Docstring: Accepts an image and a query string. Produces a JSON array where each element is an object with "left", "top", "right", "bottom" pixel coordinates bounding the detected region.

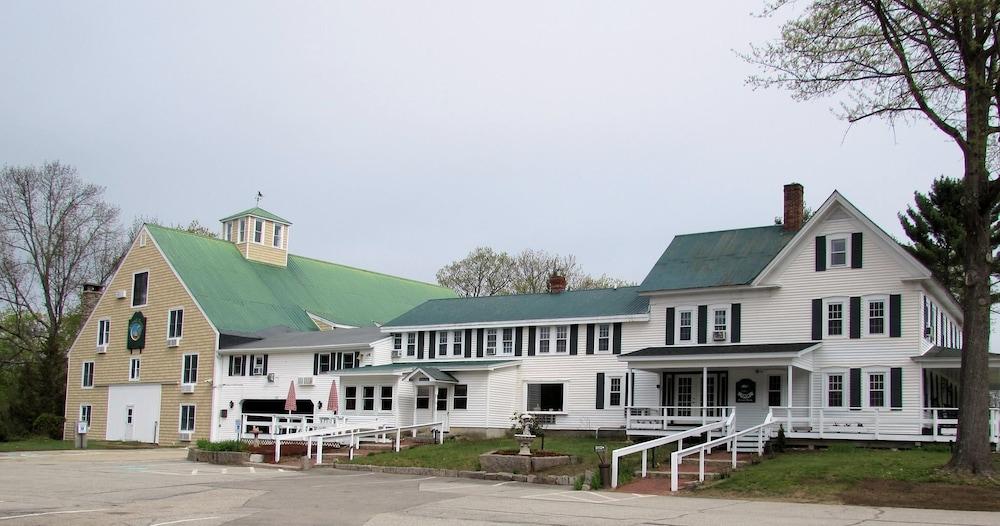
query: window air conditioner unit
[
  {"left": 266, "top": 372, "right": 276, "bottom": 383},
  {"left": 180, "top": 384, "right": 195, "bottom": 394},
  {"left": 115, "top": 290, "right": 127, "bottom": 299},
  {"left": 96, "top": 344, "right": 107, "bottom": 354},
  {"left": 391, "top": 350, "right": 402, "bottom": 358},
  {"left": 712, "top": 330, "right": 727, "bottom": 342},
  {"left": 487, "top": 349, "right": 497, "bottom": 356},
  {"left": 179, "top": 431, "right": 193, "bottom": 442},
  {"left": 924, "top": 327, "right": 932, "bottom": 337},
  {"left": 167, "top": 338, "right": 181, "bottom": 348},
  {"left": 297, "top": 376, "right": 314, "bottom": 386}
]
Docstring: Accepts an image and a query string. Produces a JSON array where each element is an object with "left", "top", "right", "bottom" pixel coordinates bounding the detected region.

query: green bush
[
  {"left": 195, "top": 439, "right": 247, "bottom": 452},
  {"left": 32, "top": 413, "right": 64, "bottom": 440}
]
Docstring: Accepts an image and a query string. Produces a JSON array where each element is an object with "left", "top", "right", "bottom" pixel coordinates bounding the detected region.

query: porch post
[
  {"left": 787, "top": 365, "right": 793, "bottom": 431},
  {"left": 702, "top": 367, "right": 708, "bottom": 425}
]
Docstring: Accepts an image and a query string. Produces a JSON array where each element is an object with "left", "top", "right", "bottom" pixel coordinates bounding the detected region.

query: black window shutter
[
  {"left": 465, "top": 329, "right": 473, "bottom": 358},
  {"left": 241, "top": 355, "right": 247, "bottom": 376},
  {"left": 811, "top": 299, "right": 823, "bottom": 340},
  {"left": 815, "top": 236, "right": 827, "bottom": 271},
  {"left": 731, "top": 303, "right": 741, "bottom": 343},
  {"left": 889, "top": 294, "right": 902, "bottom": 338},
  {"left": 849, "top": 296, "right": 862, "bottom": 339},
  {"left": 595, "top": 373, "right": 605, "bottom": 409},
  {"left": 585, "top": 324, "right": 595, "bottom": 354},
  {"left": 697, "top": 305, "right": 708, "bottom": 344},
  {"left": 665, "top": 307, "right": 675, "bottom": 345},
  {"left": 428, "top": 331, "right": 436, "bottom": 359},
  {"left": 476, "top": 328, "right": 484, "bottom": 358},
  {"left": 248, "top": 355, "right": 254, "bottom": 375},
  {"left": 417, "top": 332, "right": 425, "bottom": 360},
  {"left": 262, "top": 354, "right": 269, "bottom": 375},
  {"left": 851, "top": 232, "right": 863, "bottom": 269},
  {"left": 890, "top": 367, "right": 903, "bottom": 409},
  {"left": 527, "top": 326, "right": 536, "bottom": 356},
  {"left": 626, "top": 372, "right": 631, "bottom": 406},
  {"left": 228, "top": 356, "right": 234, "bottom": 376},
  {"left": 849, "top": 368, "right": 861, "bottom": 410},
  {"left": 313, "top": 353, "right": 319, "bottom": 375},
  {"left": 613, "top": 322, "right": 622, "bottom": 354},
  {"left": 514, "top": 327, "right": 523, "bottom": 357},
  {"left": 569, "top": 325, "right": 579, "bottom": 355}
]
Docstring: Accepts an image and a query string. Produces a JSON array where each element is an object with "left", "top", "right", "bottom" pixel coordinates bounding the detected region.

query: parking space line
[
  {"left": 356, "top": 476, "right": 436, "bottom": 485},
  {"left": 0, "top": 509, "right": 108, "bottom": 521},
  {"left": 150, "top": 516, "right": 219, "bottom": 526}
]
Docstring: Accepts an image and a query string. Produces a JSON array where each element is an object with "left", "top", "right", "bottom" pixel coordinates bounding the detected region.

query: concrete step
[{"left": 634, "top": 462, "right": 729, "bottom": 480}]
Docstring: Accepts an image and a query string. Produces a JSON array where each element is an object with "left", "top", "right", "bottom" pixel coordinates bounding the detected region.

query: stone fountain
[{"left": 514, "top": 413, "right": 536, "bottom": 456}]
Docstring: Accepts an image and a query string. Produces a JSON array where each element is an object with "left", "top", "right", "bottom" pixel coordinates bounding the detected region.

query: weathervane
[{"left": 255, "top": 191, "right": 263, "bottom": 206}]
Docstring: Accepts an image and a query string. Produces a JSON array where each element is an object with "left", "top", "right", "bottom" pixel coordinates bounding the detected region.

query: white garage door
[{"left": 107, "top": 384, "right": 162, "bottom": 443}]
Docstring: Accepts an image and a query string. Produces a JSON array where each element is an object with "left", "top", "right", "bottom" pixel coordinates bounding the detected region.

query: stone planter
[
  {"left": 187, "top": 448, "right": 250, "bottom": 465},
  {"left": 478, "top": 450, "right": 573, "bottom": 474}
]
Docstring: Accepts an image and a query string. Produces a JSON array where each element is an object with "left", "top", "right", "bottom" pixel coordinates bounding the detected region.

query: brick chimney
[
  {"left": 783, "top": 183, "right": 804, "bottom": 231},
  {"left": 548, "top": 273, "right": 567, "bottom": 294},
  {"left": 80, "top": 283, "right": 103, "bottom": 322}
]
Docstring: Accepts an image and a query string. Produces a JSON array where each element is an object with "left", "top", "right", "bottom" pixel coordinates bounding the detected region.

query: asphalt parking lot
[{"left": 1, "top": 448, "right": 998, "bottom": 525}]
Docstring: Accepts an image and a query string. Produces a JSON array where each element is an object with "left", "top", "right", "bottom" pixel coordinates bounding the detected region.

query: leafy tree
[
  {"left": 899, "top": 176, "right": 999, "bottom": 309},
  {"left": 747, "top": 0, "right": 1000, "bottom": 474},
  {"left": 437, "top": 247, "right": 633, "bottom": 297},
  {"left": 0, "top": 162, "right": 120, "bottom": 435}
]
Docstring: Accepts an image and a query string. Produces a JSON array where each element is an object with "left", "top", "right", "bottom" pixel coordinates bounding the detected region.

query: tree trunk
[{"left": 948, "top": 76, "right": 995, "bottom": 475}]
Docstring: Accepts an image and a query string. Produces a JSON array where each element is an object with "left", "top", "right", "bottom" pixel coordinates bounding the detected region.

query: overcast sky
[{"left": 1, "top": 2, "right": 994, "bottom": 348}]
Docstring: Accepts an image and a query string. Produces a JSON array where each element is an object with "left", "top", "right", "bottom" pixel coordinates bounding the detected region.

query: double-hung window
[
  {"left": 538, "top": 327, "right": 551, "bottom": 353},
  {"left": 80, "top": 405, "right": 92, "bottom": 427},
  {"left": 132, "top": 271, "right": 148, "bottom": 307},
  {"left": 230, "top": 355, "right": 245, "bottom": 376},
  {"left": 380, "top": 386, "right": 393, "bottom": 411},
  {"left": 82, "top": 361, "right": 94, "bottom": 388},
  {"left": 182, "top": 354, "right": 198, "bottom": 384},
  {"left": 501, "top": 328, "right": 514, "bottom": 355},
  {"left": 406, "top": 333, "right": 416, "bottom": 356},
  {"left": 224, "top": 222, "right": 233, "bottom": 241},
  {"left": 829, "top": 236, "right": 848, "bottom": 267},
  {"left": 251, "top": 355, "right": 266, "bottom": 376},
  {"left": 678, "top": 311, "right": 693, "bottom": 341},
  {"left": 168, "top": 308, "right": 184, "bottom": 339},
  {"left": 253, "top": 219, "right": 264, "bottom": 243},
  {"left": 827, "top": 301, "right": 844, "bottom": 336},
  {"left": 452, "top": 330, "right": 463, "bottom": 356},
  {"left": 713, "top": 308, "right": 728, "bottom": 341},
  {"left": 866, "top": 297, "right": 886, "bottom": 336},
  {"left": 129, "top": 357, "right": 141, "bottom": 381},
  {"left": 555, "top": 326, "right": 568, "bottom": 353},
  {"left": 597, "top": 324, "right": 611, "bottom": 352},
  {"left": 826, "top": 373, "right": 844, "bottom": 407},
  {"left": 362, "top": 386, "right": 375, "bottom": 411},
  {"left": 453, "top": 384, "right": 468, "bottom": 409},
  {"left": 436, "top": 388, "right": 448, "bottom": 410},
  {"left": 273, "top": 224, "right": 283, "bottom": 247},
  {"left": 485, "top": 329, "right": 498, "bottom": 355},
  {"left": 318, "top": 352, "right": 356, "bottom": 373},
  {"left": 180, "top": 405, "right": 196, "bottom": 432},
  {"left": 97, "top": 319, "right": 110, "bottom": 348},
  {"left": 238, "top": 219, "right": 246, "bottom": 242},
  {"left": 345, "top": 386, "right": 357, "bottom": 410},
  {"left": 868, "top": 371, "right": 886, "bottom": 408},
  {"left": 416, "top": 386, "right": 430, "bottom": 409},
  {"left": 608, "top": 377, "right": 622, "bottom": 407},
  {"left": 767, "top": 375, "right": 782, "bottom": 406},
  {"left": 393, "top": 333, "right": 402, "bottom": 353},
  {"left": 438, "top": 332, "right": 448, "bottom": 356}
]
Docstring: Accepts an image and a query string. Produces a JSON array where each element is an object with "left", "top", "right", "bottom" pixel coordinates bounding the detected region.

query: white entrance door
[
  {"left": 107, "top": 384, "right": 162, "bottom": 443},
  {"left": 674, "top": 375, "right": 701, "bottom": 417},
  {"left": 435, "top": 386, "right": 450, "bottom": 432}
]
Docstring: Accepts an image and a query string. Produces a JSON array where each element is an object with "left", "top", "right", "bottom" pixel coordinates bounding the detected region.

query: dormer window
[
  {"left": 223, "top": 222, "right": 233, "bottom": 241},
  {"left": 829, "top": 236, "right": 849, "bottom": 267},
  {"left": 273, "top": 224, "right": 283, "bottom": 248},
  {"left": 238, "top": 219, "right": 246, "bottom": 242},
  {"left": 253, "top": 219, "right": 264, "bottom": 243}
]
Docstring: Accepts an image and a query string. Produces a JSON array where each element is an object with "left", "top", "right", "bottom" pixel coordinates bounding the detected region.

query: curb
[{"left": 329, "top": 462, "right": 583, "bottom": 486}]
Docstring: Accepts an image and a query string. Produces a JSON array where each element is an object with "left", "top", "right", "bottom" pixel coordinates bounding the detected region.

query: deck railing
[
  {"left": 669, "top": 409, "right": 777, "bottom": 492},
  {"left": 625, "top": 406, "right": 734, "bottom": 431},
  {"left": 610, "top": 411, "right": 734, "bottom": 489},
  {"left": 769, "top": 407, "right": 999, "bottom": 447}
]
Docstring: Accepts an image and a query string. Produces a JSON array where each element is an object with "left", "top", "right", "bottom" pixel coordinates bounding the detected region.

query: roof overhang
[
  {"left": 382, "top": 313, "right": 649, "bottom": 333},
  {"left": 912, "top": 347, "right": 1000, "bottom": 368},
  {"left": 403, "top": 367, "right": 458, "bottom": 384},
  {"left": 219, "top": 342, "right": 377, "bottom": 355},
  {"left": 637, "top": 284, "right": 779, "bottom": 298},
  {"left": 619, "top": 343, "right": 820, "bottom": 369},
  {"left": 335, "top": 360, "right": 520, "bottom": 377}
]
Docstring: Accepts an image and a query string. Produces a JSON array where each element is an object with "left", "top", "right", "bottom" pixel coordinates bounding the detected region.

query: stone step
[{"left": 634, "top": 463, "right": 728, "bottom": 480}]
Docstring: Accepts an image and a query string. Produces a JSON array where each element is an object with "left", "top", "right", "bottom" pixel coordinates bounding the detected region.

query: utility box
[{"left": 75, "top": 421, "right": 88, "bottom": 449}]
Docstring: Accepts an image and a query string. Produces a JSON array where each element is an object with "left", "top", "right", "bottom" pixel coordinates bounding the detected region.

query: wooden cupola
[{"left": 219, "top": 207, "right": 292, "bottom": 266}]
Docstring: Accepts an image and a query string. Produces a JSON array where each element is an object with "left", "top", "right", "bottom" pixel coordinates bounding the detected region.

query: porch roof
[
  {"left": 913, "top": 346, "right": 1000, "bottom": 367},
  {"left": 334, "top": 359, "right": 518, "bottom": 377},
  {"left": 621, "top": 342, "right": 819, "bottom": 361},
  {"left": 404, "top": 366, "right": 459, "bottom": 384}
]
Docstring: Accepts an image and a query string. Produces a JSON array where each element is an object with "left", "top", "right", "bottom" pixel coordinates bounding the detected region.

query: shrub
[
  {"left": 590, "top": 470, "right": 602, "bottom": 489},
  {"left": 773, "top": 425, "right": 786, "bottom": 454},
  {"left": 195, "top": 439, "right": 247, "bottom": 452},
  {"left": 32, "top": 413, "right": 64, "bottom": 440}
]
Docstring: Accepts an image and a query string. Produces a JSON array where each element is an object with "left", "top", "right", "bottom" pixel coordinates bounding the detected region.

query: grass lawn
[
  {"left": 352, "top": 435, "right": 669, "bottom": 485},
  {"left": 0, "top": 437, "right": 157, "bottom": 452},
  {"left": 697, "top": 444, "right": 1000, "bottom": 511}
]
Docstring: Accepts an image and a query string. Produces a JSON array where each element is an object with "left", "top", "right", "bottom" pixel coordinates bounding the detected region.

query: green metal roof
[
  {"left": 637, "top": 225, "right": 794, "bottom": 293},
  {"left": 383, "top": 287, "right": 649, "bottom": 328},
  {"left": 410, "top": 366, "right": 458, "bottom": 383},
  {"left": 146, "top": 224, "right": 455, "bottom": 334},
  {"left": 220, "top": 207, "right": 292, "bottom": 225},
  {"left": 335, "top": 360, "right": 517, "bottom": 375}
]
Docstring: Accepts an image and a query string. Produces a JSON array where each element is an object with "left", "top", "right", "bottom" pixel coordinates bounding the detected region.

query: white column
[
  {"left": 702, "top": 366, "right": 708, "bottom": 425},
  {"left": 787, "top": 365, "right": 794, "bottom": 430}
]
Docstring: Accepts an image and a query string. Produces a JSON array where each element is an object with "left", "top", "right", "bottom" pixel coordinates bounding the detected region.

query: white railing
[
  {"left": 341, "top": 421, "right": 445, "bottom": 462},
  {"left": 275, "top": 422, "right": 384, "bottom": 462},
  {"left": 770, "top": 407, "right": 1000, "bottom": 446},
  {"left": 669, "top": 409, "right": 776, "bottom": 492},
  {"left": 610, "top": 411, "right": 734, "bottom": 489},
  {"left": 625, "top": 406, "right": 734, "bottom": 431}
]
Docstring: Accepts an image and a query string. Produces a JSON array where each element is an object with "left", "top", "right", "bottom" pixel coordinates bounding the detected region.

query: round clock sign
[{"left": 126, "top": 312, "right": 146, "bottom": 350}]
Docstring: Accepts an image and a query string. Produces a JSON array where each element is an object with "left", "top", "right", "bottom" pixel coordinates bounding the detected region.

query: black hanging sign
[
  {"left": 126, "top": 311, "right": 146, "bottom": 351},
  {"left": 735, "top": 378, "right": 756, "bottom": 403}
]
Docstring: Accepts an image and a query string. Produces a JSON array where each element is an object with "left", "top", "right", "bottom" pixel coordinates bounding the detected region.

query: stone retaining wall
[
  {"left": 334, "top": 462, "right": 588, "bottom": 486},
  {"left": 187, "top": 448, "right": 250, "bottom": 465},
  {"left": 478, "top": 451, "right": 573, "bottom": 473}
]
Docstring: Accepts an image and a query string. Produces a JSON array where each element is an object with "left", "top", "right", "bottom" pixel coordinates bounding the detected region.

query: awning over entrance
[
  {"left": 404, "top": 366, "right": 459, "bottom": 384},
  {"left": 619, "top": 342, "right": 819, "bottom": 370}
]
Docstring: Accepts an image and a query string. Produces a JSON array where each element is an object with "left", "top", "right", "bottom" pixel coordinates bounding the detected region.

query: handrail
[
  {"left": 609, "top": 411, "right": 734, "bottom": 489},
  {"left": 669, "top": 410, "right": 776, "bottom": 492}
]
